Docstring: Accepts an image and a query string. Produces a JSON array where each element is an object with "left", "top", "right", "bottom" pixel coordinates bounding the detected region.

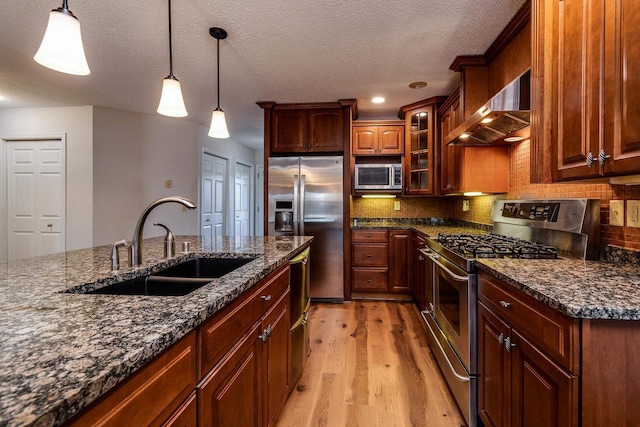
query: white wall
[
  {"left": 0, "top": 106, "right": 94, "bottom": 256},
  {"left": 92, "top": 107, "right": 200, "bottom": 246}
]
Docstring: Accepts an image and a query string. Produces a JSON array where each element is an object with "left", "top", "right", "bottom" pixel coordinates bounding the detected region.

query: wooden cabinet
[
  {"left": 438, "top": 90, "right": 462, "bottom": 195},
  {"left": 352, "top": 121, "right": 404, "bottom": 155},
  {"left": 398, "top": 98, "right": 445, "bottom": 195},
  {"left": 351, "top": 229, "right": 413, "bottom": 294},
  {"left": 478, "top": 271, "right": 579, "bottom": 427},
  {"left": 536, "top": 0, "right": 640, "bottom": 181},
  {"left": 67, "top": 331, "right": 197, "bottom": 427},
  {"left": 351, "top": 229, "right": 388, "bottom": 292},
  {"left": 198, "top": 322, "right": 262, "bottom": 427},
  {"left": 258, "top": 101, "right": 355, "bottom": 155},
  {"left": 389, "top": 230, "right": 412, "bottom": 293}
]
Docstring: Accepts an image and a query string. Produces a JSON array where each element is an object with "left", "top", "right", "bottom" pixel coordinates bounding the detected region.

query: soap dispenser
[{"left": 154, "top": 223, "right": 176, "bottom": 258}]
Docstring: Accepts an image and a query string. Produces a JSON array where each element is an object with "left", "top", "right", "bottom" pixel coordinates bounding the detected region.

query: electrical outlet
[
  {"left": 164, "top": 179, "right": 172, "bottom": 189},
  {"left": 394, "top": 200, "right": 401, "bottom": 211},
  {"left": 462, "top": 200, "right": 470, "bottom": 212},
  {"left": 627, "top": 200, "right": 640, "bottom": 228},
  {"left": 609, "top": 200, "right": 624, "bottom": 226}
]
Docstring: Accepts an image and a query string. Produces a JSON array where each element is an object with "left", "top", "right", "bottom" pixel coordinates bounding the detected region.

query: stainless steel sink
[{"left": 78, "top": 256, "right": 257, "bottom": 296}]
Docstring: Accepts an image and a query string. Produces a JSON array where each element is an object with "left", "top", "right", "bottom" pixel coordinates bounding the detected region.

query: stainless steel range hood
[{"left": 445, "top": 69, "right": 531, "bottom": 146}]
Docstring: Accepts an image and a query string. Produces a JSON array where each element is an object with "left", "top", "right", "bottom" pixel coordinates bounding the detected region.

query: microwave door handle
[
  {"left": 293, "top": 175, "right": 300, "bottom": 235},
  {"left": 299, "top": 175, "right": 306, "bottom": 236},
  {"left": 428, "top": 255, "right": 468, "bottom": 282}
]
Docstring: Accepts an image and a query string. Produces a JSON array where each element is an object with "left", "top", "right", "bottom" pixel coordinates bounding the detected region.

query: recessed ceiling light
[
  {"left": 504, "top": 136, "right": 525, "bottom": 142},
  {"left": 459, "top": 133, "right": 470, "bottom": 139},
  {"left": 408, "top": 81, "right": 428, "bottom": 89},
  {"left": 481, "top": 117, "right": 493, "bottom": 124},
  {"left": 372, "top": 97, "right": 385, "bottom": 104},
  {"left": 419, "top": 112, "right": 427, "bottom": 117}
]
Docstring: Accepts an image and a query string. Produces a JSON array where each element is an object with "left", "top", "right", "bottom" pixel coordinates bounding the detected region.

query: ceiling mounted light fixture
[
  {"left": 372, "top": 97, "right": 385, "bottom": 104},
  {"left": 408, "top": 81, "right": 427, "bottom": 89},
  {"left": 157, "top": 0, "right": 187, "bottom": 117},
  {"left": 208, "top": 27, "right": 230, "bottom": 139},
  {"left": 34, "top": 0, "right": 90, "bottom": 75}
]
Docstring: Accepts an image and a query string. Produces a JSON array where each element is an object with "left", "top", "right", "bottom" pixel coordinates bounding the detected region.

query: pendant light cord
[
  {"left": 168, "top": 0, "right": 174, "bottom": 77},
  {"left": 216, "top": 37, "right": 220, "bottom": 109}
]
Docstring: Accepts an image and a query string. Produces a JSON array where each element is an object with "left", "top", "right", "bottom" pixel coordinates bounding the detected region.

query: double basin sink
[{"left": 84, "top": 256, "right": 256, "bottom": 296}]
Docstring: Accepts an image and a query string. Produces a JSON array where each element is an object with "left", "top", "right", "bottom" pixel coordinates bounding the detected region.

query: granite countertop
[
  {"left": 0, "top": 235, "right": 312, "bottom": 427},
  {"left": 476, "top": 258, "right": 640, "bottom": 321}
]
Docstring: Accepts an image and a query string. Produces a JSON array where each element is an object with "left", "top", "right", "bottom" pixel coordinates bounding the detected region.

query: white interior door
[
  {"left": 201, "top": 152, "right": 227, "bottom": 239},
  {"left": 6, "top": 139, "right": 65, "bottom": 261},
  {"left": 234, "top": 162, "right": 252, "bottom": 238},
  {"left": 255, "top": 165, "right": 264, "bottom": 236}
]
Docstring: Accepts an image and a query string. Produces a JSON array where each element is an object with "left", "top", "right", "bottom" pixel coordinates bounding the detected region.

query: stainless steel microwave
[{"left": 354, "top": 163, "right": 403, "bottom": 190}]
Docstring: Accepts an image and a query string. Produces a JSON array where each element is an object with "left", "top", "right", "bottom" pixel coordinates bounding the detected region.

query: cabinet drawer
[
  {"left": 198, "top": 264, "right": 289, "bottom": 378},
  {"left": 352, "top": 243, "right": 388, "bottom": 267},
  {"left": 68, "top": 331, "right": 196, "bottom": 427},
  {"left": 415, "top": 233, "right": 428, "bottom": 250},
  {"left": 478, "top": 272, "right": 579, "bottom": 373},
  {"left": 352, "top": 229, "right": 388, "bottom": 243},
  {"left": 352, "top": 268, "right": 388, "bottom": 291}
]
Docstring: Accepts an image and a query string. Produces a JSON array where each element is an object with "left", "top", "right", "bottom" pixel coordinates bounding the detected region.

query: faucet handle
[
  {"left": 154, "top": 223, "right": 176, "bottom": 258},
  {"left": 111, "top": 239, "right": 128, "bottom": 272}
]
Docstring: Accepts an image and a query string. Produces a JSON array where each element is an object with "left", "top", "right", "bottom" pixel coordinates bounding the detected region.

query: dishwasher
[{"left": 289, "top": 247, "right": 311, "bottom": 388}]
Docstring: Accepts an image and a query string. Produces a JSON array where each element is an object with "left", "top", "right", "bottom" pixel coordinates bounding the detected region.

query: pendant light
[
  {"left": 157, "top": 0, "right": 187, "bottom": 117},
  {"left": 34, "top": 0, "right": 90, "bottom": 75},
  {"left": 208, "top": 27, "right": 230, "bottom": 139}
]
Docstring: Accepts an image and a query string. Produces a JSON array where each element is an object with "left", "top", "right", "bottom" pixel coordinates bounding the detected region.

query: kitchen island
[{"left": 0, "top": 235, "right": 312, "bottom": 427}]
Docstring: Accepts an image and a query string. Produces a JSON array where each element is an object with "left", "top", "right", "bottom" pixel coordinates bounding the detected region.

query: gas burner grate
[{"left": 437, "top": 233, "right": 558, "bottom": 260}]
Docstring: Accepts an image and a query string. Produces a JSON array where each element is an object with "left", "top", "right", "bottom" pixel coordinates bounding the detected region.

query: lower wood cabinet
[
  {"left": 478, "top": 271, "right": 579, "bottom": 427},
  {"left": 351, "top": 229, "right": 413, "bottom": 294},
  {"left": 413, "top": 233, "right": 427, "bottom": 310}
]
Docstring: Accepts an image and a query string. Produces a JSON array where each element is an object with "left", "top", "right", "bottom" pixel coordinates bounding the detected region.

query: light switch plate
[
  {"left": 164, "top": 179, "right": 172, "bottom": 189},
  {"left": 462, "top": 200, "right": 470, "bottom": 212},
  {"left": 394, "top": 200, "right": 401, "bottom": 211},
  {"left": 610, "top": 200, "right": 624, "bottom": 226},
  {"left": 627, "top": 200, "right": 640, "bottom": 228}
]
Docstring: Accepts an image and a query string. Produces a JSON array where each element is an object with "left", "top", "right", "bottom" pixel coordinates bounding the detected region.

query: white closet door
[
  {"left": 7, "top": 140, "right": 65, "bottom": 261},
  {"left": 201, "top": 152, "right": 227, "bottom": 240},
  {"left": 234, "top": 162, "right": 251, "bottom": 238}
]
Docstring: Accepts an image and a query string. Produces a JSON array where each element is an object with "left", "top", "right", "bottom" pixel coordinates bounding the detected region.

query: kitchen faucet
[{"left": 128, "top": 196, "right": 197, "bottom": 267}]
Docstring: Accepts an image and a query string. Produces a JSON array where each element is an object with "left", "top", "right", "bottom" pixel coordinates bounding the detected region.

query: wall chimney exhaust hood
[{"left": 445, "top": 69, "right": 531, "bottom": 146}]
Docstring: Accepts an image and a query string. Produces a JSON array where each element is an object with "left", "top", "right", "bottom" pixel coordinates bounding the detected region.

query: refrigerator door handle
[
  {"left": 299, "top": 175, "right": 306, "bottom": 236},
  {"left": 293, "top": 175, "right": 300, "bottom": 235}
]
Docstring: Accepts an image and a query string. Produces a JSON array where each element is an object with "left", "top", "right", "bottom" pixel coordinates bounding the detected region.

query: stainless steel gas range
[{"left": 419, "top": 199, "right": 600, "bottom": 427}]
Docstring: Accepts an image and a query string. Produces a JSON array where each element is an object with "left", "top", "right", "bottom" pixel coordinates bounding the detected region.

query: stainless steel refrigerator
[{"left": 268, "top": 156, "right": 344, "bottom": 301}]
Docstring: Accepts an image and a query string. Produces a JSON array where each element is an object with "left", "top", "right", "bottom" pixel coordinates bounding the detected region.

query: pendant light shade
[
  {"left": 158, "top": 76, "right": 187, "bottom": 117},
  {"left": 209, "top": 108, "right": 230, "bottom": 138},
  {"left": 208, "top": 27, "right": 230, "bottom": 139},
  {"left": 34, "top": 1, "right": 90, "bottom": 75},
  {"left": 157, "top": 0, "right": 187, "bottom": 117}
]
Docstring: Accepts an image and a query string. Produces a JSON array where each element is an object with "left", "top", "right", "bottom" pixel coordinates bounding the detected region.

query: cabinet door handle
[
  {"left": 499, "top": 300, "right": 511, "bottom": 309},
  {"left": 259, "top": 330, "right": 269, "bottom": 343},
  {"left": 505, "top": 336, "right": 516, "bottom": 352},
  {"left": 586, "top": 152, "right": 595, "bottom": 167},
  {"left": 498, "top": 332, "right": 505, "bottom": 345},
  {"left": 598, "top": 149, "right": 611, "bottom": 166},
  {"left": 261, "top": 295, "right": 272, "bottom": 301}
]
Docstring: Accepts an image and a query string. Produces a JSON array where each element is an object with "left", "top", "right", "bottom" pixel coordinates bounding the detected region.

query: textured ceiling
[{"left": 0, "top": 0, "right": 527, "bottom": 150}]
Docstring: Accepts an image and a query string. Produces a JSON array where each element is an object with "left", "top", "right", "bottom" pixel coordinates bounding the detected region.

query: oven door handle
[
  {"left": 429, "top": 255, "right": 468, "bottom": 282},
  {"left": 420, "top": 310, "right": 471, "bottom": 382}
]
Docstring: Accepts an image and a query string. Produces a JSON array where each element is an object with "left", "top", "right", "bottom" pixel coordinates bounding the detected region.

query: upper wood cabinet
[
  {"left": 258, "top": 101, "right": 357, "bottom": 156},
  {"left": 352, "top": 121, "right": 404, "bottom": 155},
  {"left": 534, "top": 0, "right": 640, "bottom": 181},
  {"left": 398, "top": 97, "right": 445, "bottom": 195},
  {"left": 438, "top": 89, "right": 462, "bottom": 195}
]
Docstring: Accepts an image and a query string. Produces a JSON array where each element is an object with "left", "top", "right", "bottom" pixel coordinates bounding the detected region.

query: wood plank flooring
[{"left": 276, "top": 301, "right": 466, "bottom": 427}]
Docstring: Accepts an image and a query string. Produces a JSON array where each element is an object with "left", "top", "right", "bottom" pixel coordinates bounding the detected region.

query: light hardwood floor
[{"left": 277, "top": 301, "right": 466, "bottom": 427}]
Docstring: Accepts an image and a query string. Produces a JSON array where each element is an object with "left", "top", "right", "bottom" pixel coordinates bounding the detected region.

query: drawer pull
[
  {"left": 261, "top": 295, "right": 272, "bottom": 302},
  {"left": 499, "top": 300, "right": 511, "bottom": 309},
  {"left": 367, "top": 254, "right": 372, "bottom": 257},
  {"left": 367, "top": 279, "right": 372, "bottom": 283},
  {"left": 505, "top": 336, "right": 516, "bottom": 352},
  {"left": 367, "top": 234, "right": 372, "bottom": 238}
]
